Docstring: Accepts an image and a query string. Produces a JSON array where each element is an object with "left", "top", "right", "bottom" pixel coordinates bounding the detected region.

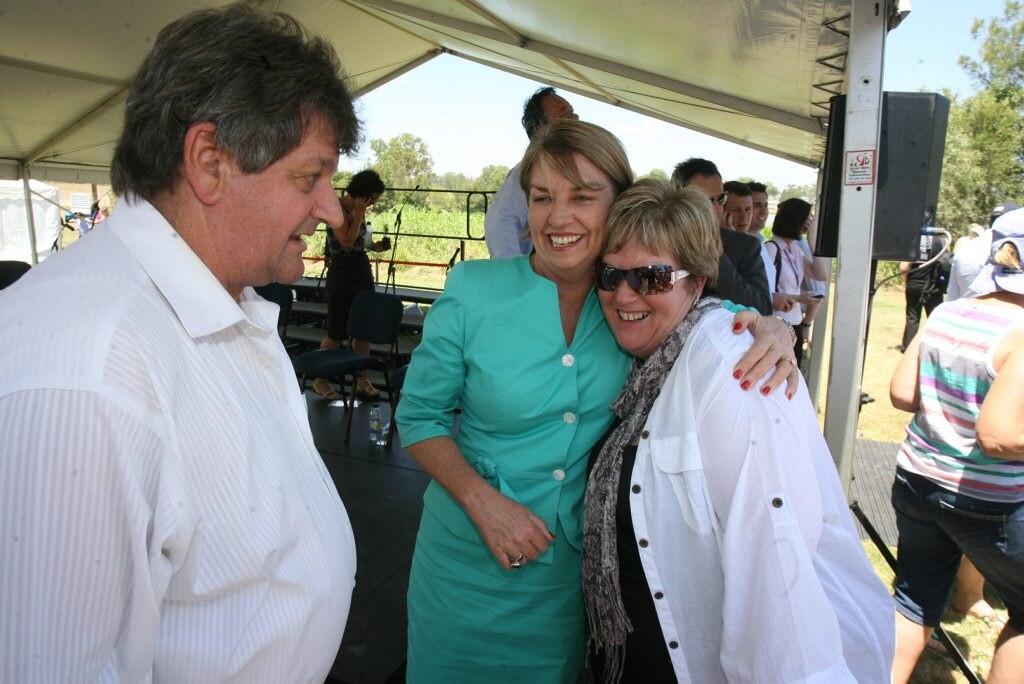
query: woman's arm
[
  {"left": 728, "top": 308, "right": 800, "bottom": 398},
  {"left": 889, "top": 330, "right": 923, "bottom": 412},
  {"left": 395, "top": 265, "right": 553, "bottom": 568},
  {"left": 331, "top": 197, "right": 367, "bottom": 249},
  {"left": 407, "top": 436, "right": 555, "bottom": 567},
  {"left": 977, "top": 327, "right": 1024, "bottom": 459},
  {"left": 696, "top": 358, "right": 877, "bottom": 681}
]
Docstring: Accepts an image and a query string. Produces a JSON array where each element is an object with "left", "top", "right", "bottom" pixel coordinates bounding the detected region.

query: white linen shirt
[
  {"left": 627, "top": 309, "right": 894, "bottom": 683},
  {"left": 0, "top": 200, "right": 356, "bottom": 683},
  {"left": 947, "top": 228, "right": 993, "bottom": 300},
  {"left": 484, "top": 163, "right": 533, "bottom": 258}
]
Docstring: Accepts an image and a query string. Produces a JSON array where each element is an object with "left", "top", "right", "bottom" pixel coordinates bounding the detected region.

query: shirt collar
[{"left": 109, "top": 199, "right": 277, "bottom": 337}]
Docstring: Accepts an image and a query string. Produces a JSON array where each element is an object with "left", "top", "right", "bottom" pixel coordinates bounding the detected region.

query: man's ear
[{"left": 182, "top": 122, "right": 229, "bottom": 206}]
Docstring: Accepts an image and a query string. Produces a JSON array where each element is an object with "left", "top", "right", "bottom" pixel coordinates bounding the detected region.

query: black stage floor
[{"left": 309, "top": 390, "right": 903, "bottom": 683}]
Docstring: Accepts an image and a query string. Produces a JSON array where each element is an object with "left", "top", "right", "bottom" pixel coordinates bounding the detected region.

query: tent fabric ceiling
[{"left": 0, "top": 0, "right": 886, "bottom": 183}]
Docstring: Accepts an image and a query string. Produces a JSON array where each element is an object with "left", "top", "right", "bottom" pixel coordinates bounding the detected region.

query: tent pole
[
  {"left": 20, "top": 163, "right": 40, "bottom": 265},
  {"left": 823, "top": 0, "right": 887, "bottom": 494}
]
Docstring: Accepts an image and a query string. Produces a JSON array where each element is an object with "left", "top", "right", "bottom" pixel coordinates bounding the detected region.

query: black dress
[
  {"left": 324, "top": 212, "right": 374, "bottom": 340},
  {"left": 588, "top": 435, "right": 677, "bottom": 683}
]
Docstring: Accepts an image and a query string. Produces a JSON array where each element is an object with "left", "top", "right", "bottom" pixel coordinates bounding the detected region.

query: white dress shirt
[
  {"left": 0, "top": 200, "right": 356, "bottom": 683},
  {"left": 627, "top": 309, "right": 894, "bottom": 683},
  {"left": 947, "top": 229, "right": 993, "bottom": 300},
  {"left": 484, "top": 163, "right": 533, "bottom": 258}
]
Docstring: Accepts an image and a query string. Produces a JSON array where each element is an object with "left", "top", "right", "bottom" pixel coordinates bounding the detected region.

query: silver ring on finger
[{"left": 509, "top": 552, "right": 526, "bottom": 569}]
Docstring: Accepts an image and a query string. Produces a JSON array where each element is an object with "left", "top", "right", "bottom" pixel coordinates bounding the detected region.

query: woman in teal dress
[{"left": 395, "top": 120, "right": 796, "bottom": 682}]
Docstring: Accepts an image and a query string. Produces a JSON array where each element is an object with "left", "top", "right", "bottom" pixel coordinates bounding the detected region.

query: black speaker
[{"left": 816, "top": 92, "right": 949, "bottom": 260}]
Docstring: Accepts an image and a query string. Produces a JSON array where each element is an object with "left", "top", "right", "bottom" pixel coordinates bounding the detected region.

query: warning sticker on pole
[{"left": 844, "top": 149, "right": 876, "bottom": 186}]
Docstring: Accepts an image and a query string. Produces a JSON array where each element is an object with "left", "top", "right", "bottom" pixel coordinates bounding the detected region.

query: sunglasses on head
[{"left": 595, "top": 263, "right": 690, "bottom": 295}]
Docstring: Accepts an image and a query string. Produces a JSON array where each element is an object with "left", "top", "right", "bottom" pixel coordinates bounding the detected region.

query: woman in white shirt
[
  {"left": 764, "top": 198, "right": 830, "bottom": 365},
  {"left": 583, "top": 179, "right": 894, "bottom": 683}
]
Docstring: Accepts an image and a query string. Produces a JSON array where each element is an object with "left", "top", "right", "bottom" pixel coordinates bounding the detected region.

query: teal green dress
[{"left": 396, "top": 256, "right": 631, "bottom": 683}]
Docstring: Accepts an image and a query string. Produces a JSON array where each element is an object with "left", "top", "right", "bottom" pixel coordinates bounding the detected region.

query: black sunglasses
[
  {"left": 595, "top": 264, "right": 690, "bottom": 295},
  {"left": 709, "top": 191, "right": 728, "bottom": 206}
]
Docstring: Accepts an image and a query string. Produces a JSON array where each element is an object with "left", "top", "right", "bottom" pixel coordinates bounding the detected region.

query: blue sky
[{"left": 342, "top": 0, "right": 1004, "bottom": 189}]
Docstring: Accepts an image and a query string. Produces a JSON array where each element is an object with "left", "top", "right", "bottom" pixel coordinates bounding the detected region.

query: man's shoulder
[
  {"left": 719, "top": 227, "right": 761, "bottom": 256},
  {"left": 0, "top": 232, "right": 158, "bottom": 392}
]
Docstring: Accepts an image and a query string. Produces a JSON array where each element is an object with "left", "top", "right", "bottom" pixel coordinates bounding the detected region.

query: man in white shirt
[
  {"left": 484, "top": 87, "right": 578, "bottom": 258},
  {"left": 0, "top": 6, "right": 359, "bottom": 682}
]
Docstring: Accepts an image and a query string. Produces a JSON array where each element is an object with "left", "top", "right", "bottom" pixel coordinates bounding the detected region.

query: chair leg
[{"left": 343, "top": 373, "right": 356, "bottom": 444}]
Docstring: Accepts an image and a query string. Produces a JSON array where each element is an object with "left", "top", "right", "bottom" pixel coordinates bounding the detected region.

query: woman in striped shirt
[{"left": 888, "top": 210, "right": 1024, "bottom": 683}]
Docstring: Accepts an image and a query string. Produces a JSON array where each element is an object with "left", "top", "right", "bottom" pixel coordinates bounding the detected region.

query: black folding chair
[{"left": 292, "top": 291, "right": 404, "bottom": 442}]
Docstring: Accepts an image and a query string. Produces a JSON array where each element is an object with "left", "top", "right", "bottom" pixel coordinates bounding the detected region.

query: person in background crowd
[
  {"left": 898, "top": 228, "right": 951, "bottom": 352},
  {"left": 888, "top": 210, "right": 1024, "bottom": 684},
  {"left": 764, "top": 198, "right": 829, "bottom": 366},
  {"left": 484, "top": 87, "right": 578, "bottom": 258},
  {"left": 396, "top": 121, "right": 798, "bottom": 683},
  {"left": 585, "top": 179, "right": 893, "bottom": 683},
  {"left": 722, "top": 180, "right": 753, "bottom": 233},
  {"left": 948, "top": 201, "right": 1021, "bottom": 301},
  {"left": 671, "top": 159, "right": 771, "bottom": 314},
  {"left": 313, "top": 169, "right": 389, "bottom": 400},
  {"left": 0, "top": 5, "right": 359, "bottom": 681}
]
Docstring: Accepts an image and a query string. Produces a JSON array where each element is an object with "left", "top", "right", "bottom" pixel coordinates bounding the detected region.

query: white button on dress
[{"left": 562, "top": 354, "right": 575, "bottom": 367}]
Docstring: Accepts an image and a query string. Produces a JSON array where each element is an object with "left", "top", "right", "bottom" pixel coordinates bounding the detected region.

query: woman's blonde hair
[
  {"left": 518, "top": 120, "right": 633, "bottom": 198},
  {"left": 994, "top": 241, "right": 1022, "bottom": 270},
  {"left": 602, "top": 179, "right": 722, "bottom": 291}
]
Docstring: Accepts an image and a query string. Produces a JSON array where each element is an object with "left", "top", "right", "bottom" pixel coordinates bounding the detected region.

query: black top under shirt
[{"left": 589, "top": 432, "right": 677, "bottom": 683}]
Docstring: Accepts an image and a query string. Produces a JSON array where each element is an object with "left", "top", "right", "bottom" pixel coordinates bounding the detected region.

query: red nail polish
[
  {"left": 732, "top": 322, "right": 742, "bottom": 332},
  {"left": 732, "top": 369, "right": 742, "bottom": 379},
  {"left": 741, "top": 380, "right": 751, "bottom": 390},
  {"left": 761, "top": 386, "right": 771, "bottom": 396}
]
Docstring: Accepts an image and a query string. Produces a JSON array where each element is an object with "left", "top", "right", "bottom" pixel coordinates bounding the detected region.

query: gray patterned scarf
[{"left": 582, "top": 296, "right": 719, "bottom": 683}]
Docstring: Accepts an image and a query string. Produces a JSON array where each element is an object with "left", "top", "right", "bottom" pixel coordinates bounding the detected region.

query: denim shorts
[{"left": 891, "top": 468, "right": 1024, "bottom": 631}]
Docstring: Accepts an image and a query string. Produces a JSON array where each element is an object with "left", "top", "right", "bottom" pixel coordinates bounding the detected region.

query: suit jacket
[{"left": 714, "top": 227, "right": 772, "bottom": 314}]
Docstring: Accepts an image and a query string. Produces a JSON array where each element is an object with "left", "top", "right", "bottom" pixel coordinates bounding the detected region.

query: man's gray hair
[{"left": 111, "top": 4, "right": 360, "bottom": 201}]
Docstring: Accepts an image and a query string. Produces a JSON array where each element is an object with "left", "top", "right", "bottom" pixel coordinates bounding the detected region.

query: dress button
[
  {"left": 552, "top": 469, "right": 566, "bottom": 481},
  {"left": 641, "top": 430, "right": 650, "bottom": 439},
  {"left": 259, "top": 356, "right": 272, "bottom": 368},
  {"left": 631, "top": 484, "right": 641, "bottom": 494},
  {"left": 563, "top": 412, "right": 576, "bottom": 424},
  {"left": 654, "top": 591, "right": 664, "bottom": 600},
  {"left": 772, "top": 497, "right": 784, "bottom": 508},
  {"left": 638, "top": 538, "right": 649, "bottom": 548},
  {"left": 668, "top": 640, "right": 679, "bottom": 649},
  {"left": 562, "top": 353, "right": 575, "bottom": 367}
]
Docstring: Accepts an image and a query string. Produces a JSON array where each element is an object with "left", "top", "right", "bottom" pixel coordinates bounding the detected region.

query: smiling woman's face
[
  {"left": 598, "top": 240, "right": 703, "bottom": 359},
  {"left": 527, "top": 154, "right": 616, "bottom": 286}
]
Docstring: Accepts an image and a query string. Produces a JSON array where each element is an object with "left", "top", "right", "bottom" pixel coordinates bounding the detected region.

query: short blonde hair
[
  {"left": 519, "top": 120, "right": 633, "bottom": 198},
  {"left": 994, "top": 241, "right": 1022, "bottom": 270},
  {"left": 602, "top": 179, "right": 722, "bottom": 291}
]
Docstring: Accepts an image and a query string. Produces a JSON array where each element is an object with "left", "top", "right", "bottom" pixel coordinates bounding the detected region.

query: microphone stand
[{"left": 385, "top": 185, "right": 419, "bottom": 295}]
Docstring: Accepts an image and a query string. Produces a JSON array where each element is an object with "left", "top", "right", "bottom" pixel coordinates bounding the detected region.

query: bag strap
[{"left": 766, "top": 240, "right": 782, "bottom": 291}]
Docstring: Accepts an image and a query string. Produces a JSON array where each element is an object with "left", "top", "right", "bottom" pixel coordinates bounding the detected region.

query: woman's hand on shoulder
[
  {"left": 730, "top": 311, "right": 800, "bottom": 399},
  {"left": 463, "top": 487, "right": 555, "bottom": 570}
]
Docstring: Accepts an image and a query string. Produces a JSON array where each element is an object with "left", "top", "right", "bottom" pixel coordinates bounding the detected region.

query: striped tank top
[{"left": 897, "top": 298, "right": 1024, "bottom": 502}]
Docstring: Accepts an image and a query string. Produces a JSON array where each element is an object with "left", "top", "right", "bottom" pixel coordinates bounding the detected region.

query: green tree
[
  {"left": 475, "top": 164, "right": 511, "bottom": 191},
  {"left": 331, "top": 170, "right": 352, "bottom": 192},
  {"left": 736, "top": 176, "right": 780, "bottom": 198},
  {"left": 959, "top": 1, "right": 1024, "bottom": 107},
  {"left": 645, "top": 168, "right": 669, "bottom": 182},
  {"left": 368, "top": 133, "right": 436, "bottom": 210},
  {"left": 779, "top": 184, "right": 816, "bottom": 202},
  {"left": 935, "top": 2, "right": 1024, "bottom": 234},
  {"left": 431, "top": 171, "right": 473, "bottom": 213}
]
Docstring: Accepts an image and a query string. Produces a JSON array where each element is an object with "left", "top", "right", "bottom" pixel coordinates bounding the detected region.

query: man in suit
[{"left": 672, "top": 159, "right": 771, "bottom": 313}]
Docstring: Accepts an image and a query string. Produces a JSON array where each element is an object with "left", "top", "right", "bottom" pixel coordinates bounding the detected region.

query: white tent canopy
[
  {"left": 0, "top": 0, "right": 907, "bottom": 184},
  {"left": 0, "top": 0, "right": 910, "bottom": 484}
]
